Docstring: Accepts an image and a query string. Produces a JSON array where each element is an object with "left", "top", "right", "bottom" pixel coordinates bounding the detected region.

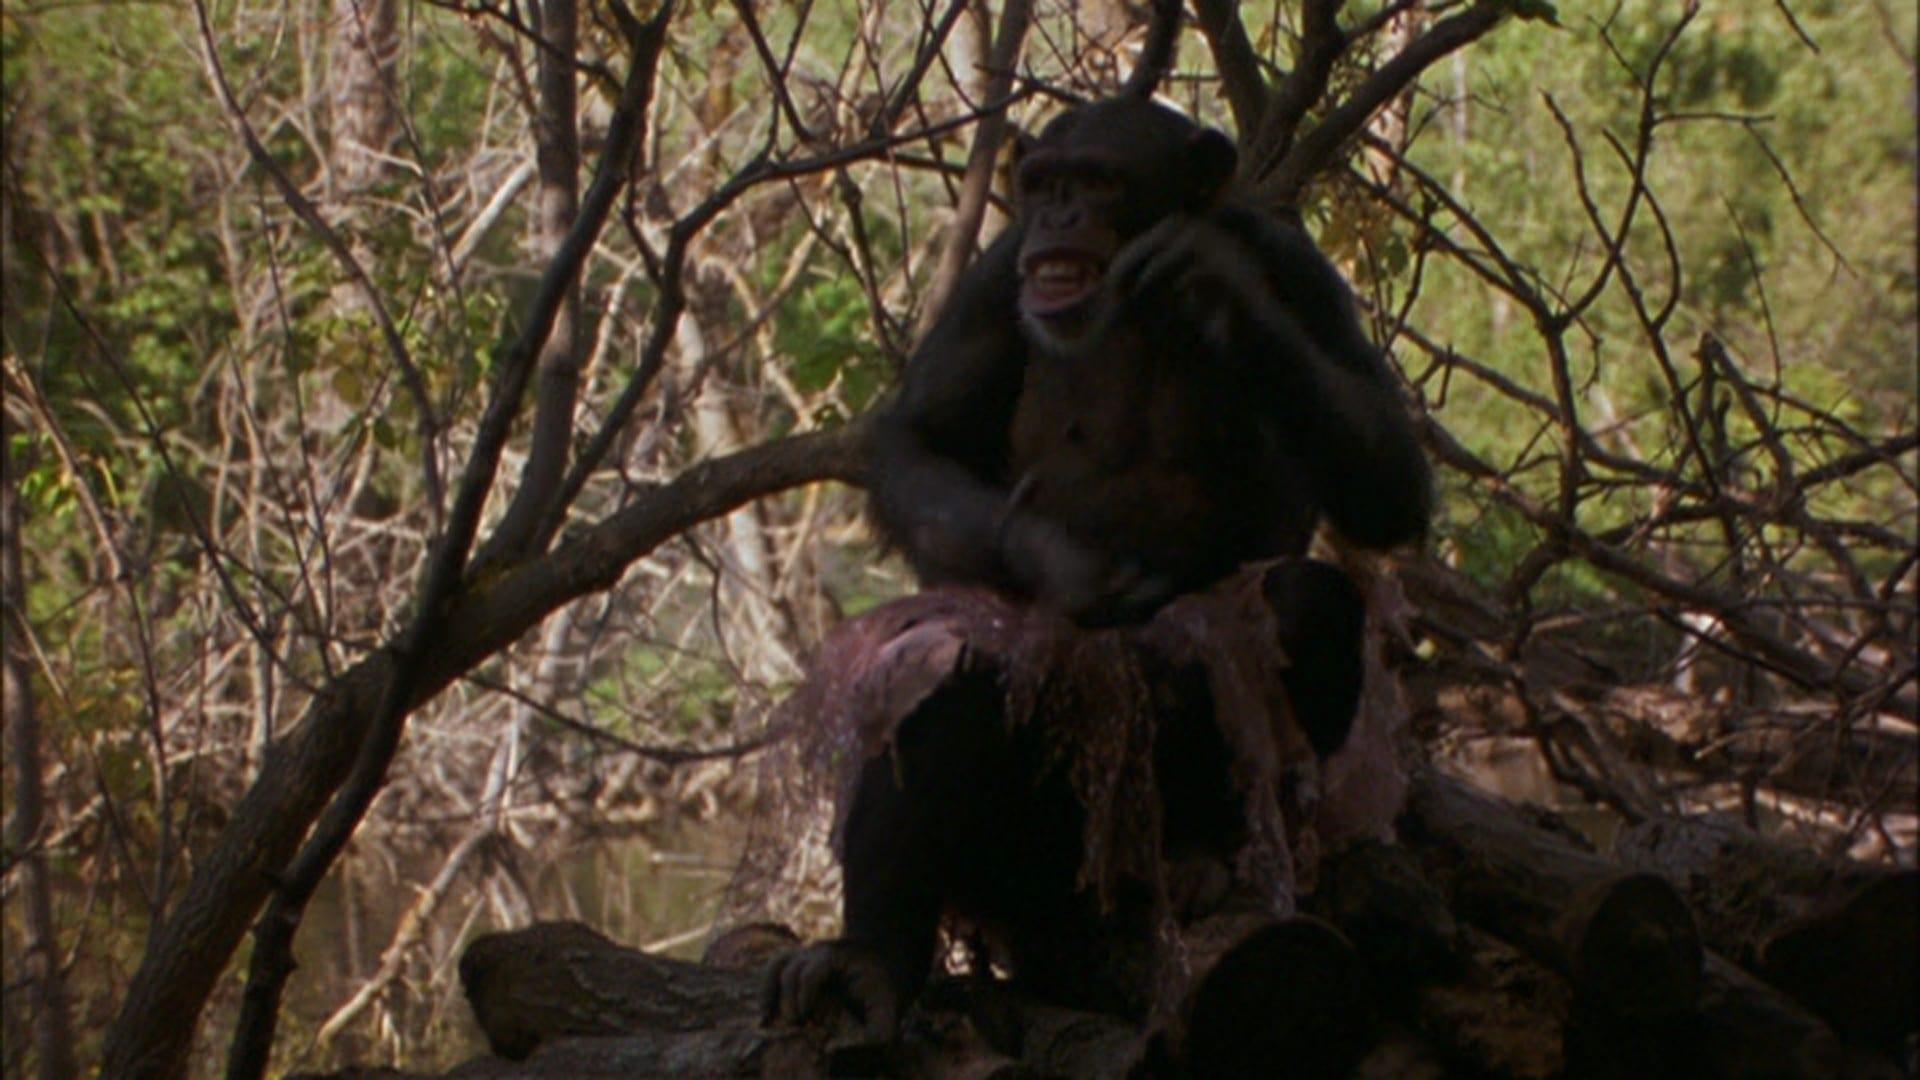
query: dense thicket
[{"left": 1, "top": 1, "right": 1911, "bottom": 1076}]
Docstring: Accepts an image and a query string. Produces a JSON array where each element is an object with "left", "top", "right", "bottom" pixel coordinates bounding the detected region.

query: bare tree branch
[
  {"left": 1259, "top": 3, "right": 1508, "bottom": 204},
  {"left": 1190, "top": 0, "right": 1271, "bottom": 135},
  {"left": 917, "top": 0, "right": 1033, "bottom": 333},
  {"left": 191, "top": 0, "right": 444, "bottom": 514},
  {"left": 482, "top": 0, "right": 585, "bottom": 562}
]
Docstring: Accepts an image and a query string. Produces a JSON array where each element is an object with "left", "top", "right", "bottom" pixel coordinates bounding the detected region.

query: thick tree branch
[
  {"left": 1259, "top": 3, "right": 1508, "bottom": 205},
  {"left": 97, "top": 402, "right": 863, "bottom": 1079},
  {"left": 1190, "top": 0, "right": 1270, "bottom": 136},
  {"left": 1120, "top": 0, "right": 1182, "bottom": 98},
  {"left": 483, "top": 0, "right": 585, "bottom": 563},
  {"left": 1245, "top": 0, "right": 1346, "bottom": 186}
]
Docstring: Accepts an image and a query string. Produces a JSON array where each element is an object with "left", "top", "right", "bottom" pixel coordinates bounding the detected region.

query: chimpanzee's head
[{"left": 1012, "top": 98, "right": 1237, "bottom": 346}]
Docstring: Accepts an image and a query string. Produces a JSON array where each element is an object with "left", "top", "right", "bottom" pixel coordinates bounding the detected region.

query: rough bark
[
  {"left": 326, "top": 0, "right": 400, "bottom": 198},
  {"left": 1401, "top": 766, "right": 1704, "bottom": 1020},
  {"left": 460, "top": 922, "right": 768, "bottom": 1061},
  {"left": 1413, "top": 928, "right": 1570, "bottom": 1079},
  {"left": 1313, "top": 837, "right": 1462, "bottom": 992},
  {"left": 1613, "top": 813, "right": 1911, "bottom": 965}
]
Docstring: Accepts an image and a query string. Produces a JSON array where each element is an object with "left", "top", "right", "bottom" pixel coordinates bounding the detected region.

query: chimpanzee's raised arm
[
  {"left": 1238, "top": 209, "right": 1431, "bottom": 548},
  {"left": 1118, "top": 204, "right": 1433, "bottom": 550}
]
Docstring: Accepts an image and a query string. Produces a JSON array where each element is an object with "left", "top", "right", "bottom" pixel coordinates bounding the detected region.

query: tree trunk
[
  {"left": 326, "top": 0, "right": 399, "bottom": 198},
  {"left": 2, "top": 411, "right": 78, "bottom": 1080}
]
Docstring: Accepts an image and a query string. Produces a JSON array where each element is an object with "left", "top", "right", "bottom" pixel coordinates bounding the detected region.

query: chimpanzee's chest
[{"left": 1007, "top": 325, "right": 1248, "bottom": 577}]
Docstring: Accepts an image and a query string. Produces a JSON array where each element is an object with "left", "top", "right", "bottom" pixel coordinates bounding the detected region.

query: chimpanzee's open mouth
[{"left": 1020, "top": 253, "right": 1105, "bottom": 316}]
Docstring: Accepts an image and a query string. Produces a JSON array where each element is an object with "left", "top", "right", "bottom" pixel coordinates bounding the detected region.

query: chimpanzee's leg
[
  {"left": 765, "top": 671, "right": 1079, "bottom": 1037},
  {"left": 837, "top": 672, "right": 1016, "bottom": 1001},
  {"left": 1261, "top": 560, "right": 1367, "bottom": 757}
]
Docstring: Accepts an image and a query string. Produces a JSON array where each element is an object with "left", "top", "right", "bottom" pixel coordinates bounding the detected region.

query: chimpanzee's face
[{"left": 1012, "top": 99, "right": 1237, "bottom": 348}]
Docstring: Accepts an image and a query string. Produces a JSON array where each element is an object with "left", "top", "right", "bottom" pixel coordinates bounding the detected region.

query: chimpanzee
[{"left": 763, "top": 96, "right": 1431, "bottom": 1047}]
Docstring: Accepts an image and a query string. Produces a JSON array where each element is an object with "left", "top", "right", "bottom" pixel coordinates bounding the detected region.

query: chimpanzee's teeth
[{"left": 1036, "top": 260, "right": 1088, "bottom": 285}]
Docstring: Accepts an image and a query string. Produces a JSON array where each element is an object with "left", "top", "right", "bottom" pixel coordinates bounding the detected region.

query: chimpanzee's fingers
[
  {"left": 760, "top": 952, "right": 791, "bottom": 1027},
  {"left": 779, "top": 951, "right": 812, "bottom": 1026},
  {"left": 1131, "top": 234, "right": 1196, "bottom": 299},
  {"left": 1112, "top": 215, "right": 1194, "bottom": 296}
]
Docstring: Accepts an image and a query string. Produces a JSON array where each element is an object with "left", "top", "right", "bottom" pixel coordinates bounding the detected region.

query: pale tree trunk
[
  {"left": 943, "top": 1, "right": 1008, "bottom": 240},
  {"left": 326, "top": 0, "right": 399, "bottom": 199},
  {"left": 2, "top": 415, "right": 78, "bottom": 1080},
  {"left": 676, "top": 294, "right": 802, "bottom": 687},
  {"left": 916, "top": 0, "right": 1030, "bottom": 335},
  {"left": 320, "top": 0, "right": 402, "bottom": 429}
]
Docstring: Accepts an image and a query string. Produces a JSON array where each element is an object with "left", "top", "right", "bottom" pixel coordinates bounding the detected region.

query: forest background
[{"left": 2, "top": 0, "right": 1914, "bottom": 1076}]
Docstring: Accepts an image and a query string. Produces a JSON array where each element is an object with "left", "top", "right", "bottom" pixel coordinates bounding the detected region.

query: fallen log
[
  {"left": 1614, "top": 812, "right": 1852, "bottom": 960},
  {"left": 1314, "top": 836, "right": 1463, "bottom": 996},
  {"left": 456, "top": 921, "right": 817, "bottom": 1074},
  {"left": 1400, "top": 766, "right": 1703, "bottom": 1020},
  {"left": 300, "top": 778, "right": 1906, "bottom": 1077},
  {"left": 1615, "top": 813, "right": 1919, "bottom": 1056},
  {"left": 1759, "top": 870, "right": 1919, "bottom": 1057},
  {"left": 1413, "top": 928, "right": 1570, "bottom": 1079},
  {"left": 443, "top": 911, "right": 1374, "bottom": 1078},
  {"left": 1566, "top": 952, "right": 1900, "bottom": 1080}
]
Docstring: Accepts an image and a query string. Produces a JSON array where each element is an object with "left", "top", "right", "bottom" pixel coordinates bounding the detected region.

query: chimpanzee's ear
[
  {"left": 1009, "top": 130, "right": 1038, "bottom": 170},
  {"left": 1186, "top": 128, "right": 1238, "bottom": 207},
  {"left": 1005, "top": 131, "right": 1038, "bottom": 206}
]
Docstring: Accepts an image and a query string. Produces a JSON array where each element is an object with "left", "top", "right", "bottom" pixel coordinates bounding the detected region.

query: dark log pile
[{"left": 294, "top": 767, "right": 1915, "bottom": 1079}]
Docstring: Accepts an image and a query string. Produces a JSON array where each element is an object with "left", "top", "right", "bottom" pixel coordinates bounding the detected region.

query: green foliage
[
  {"left": 1494, "top": 0, "right": 1562, "bottom": 26},
  {"left": 778, "top": 273, "right": 890, "bottom": 421},
  {"left": 588, "top": 644, "right": 739, "bottom": 736},
  {"left": 1390, "top": 0, "right": 1915, "bottom": 587}
]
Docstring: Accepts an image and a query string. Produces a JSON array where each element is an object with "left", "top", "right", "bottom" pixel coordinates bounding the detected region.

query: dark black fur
[
  {"left": 764, "top": 98, "right": 1429, "bottom": 1042},
  {"left": 870, "top": 100, "right": 1429, "bottom": 625}
]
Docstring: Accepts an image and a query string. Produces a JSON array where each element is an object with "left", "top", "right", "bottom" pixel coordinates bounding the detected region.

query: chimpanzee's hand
[
  {"left": 761, "top": 939, "right": 899, "bottom": 1043},
  {"left": 1111, "top": 214, "right": 1274, "bottom": 353},
  {"left": 1001, "top": 512, "right": 1177, "bottom": 626}
]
